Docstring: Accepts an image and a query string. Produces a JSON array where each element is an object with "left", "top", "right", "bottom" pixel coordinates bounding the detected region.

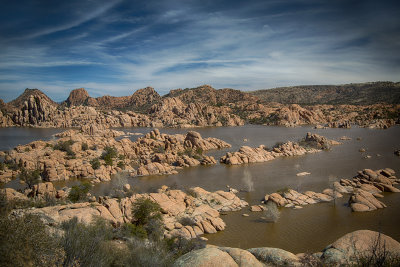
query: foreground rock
[
  {"left": 174, "top": 230, "right": 400, "bottom": 266},
  {"left": 321, "top": 230, "right": 400, "bottom": 265},
  {"left": 13, "top": 186, "right": 248, "bottom": 240},
  {"left": 0, "top": 129, "right": 230, "bottom": 183},
  {"left": 220, "top": 133, "right": 339, "bottom": 165}
]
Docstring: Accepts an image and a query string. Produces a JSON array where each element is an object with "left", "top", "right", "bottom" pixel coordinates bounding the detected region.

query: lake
[{"left": 1, "top": 125, "right": 399, "bottom": 253}]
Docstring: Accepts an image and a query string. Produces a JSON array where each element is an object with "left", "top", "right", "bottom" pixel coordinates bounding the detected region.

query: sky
[{"left": 0, "top": 0, "right": 399, "bottom": 102}]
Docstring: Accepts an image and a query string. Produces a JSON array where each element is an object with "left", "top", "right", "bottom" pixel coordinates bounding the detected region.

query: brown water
[{"left": 1, "top": 125, "right": 400, "bottom": 253}]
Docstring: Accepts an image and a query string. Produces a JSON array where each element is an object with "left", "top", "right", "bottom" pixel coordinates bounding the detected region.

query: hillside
[
  {"left": 250, "top": 81, "right": 400, "bottom": 105},
  {"left": 8, "top": 88, "right": 59, "bottom": 109},
  {"left": 165, "top": 84, "right": 256, "bottom": 105},
  {"left": 64, "top": 87, "right": 161, "bottom": 111}
]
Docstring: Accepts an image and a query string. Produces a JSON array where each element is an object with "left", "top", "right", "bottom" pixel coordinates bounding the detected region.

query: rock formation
[
  {"left": 0, "top": 128, "right": 230, "bottom": 183},
  {"left": 3, "top": 84, "right": 397, "bottom": 129},
  {"left": 264, "top": 168, "right": 399, "bottom": 212},
  {"left": 12, "top": 185, "right": 248, "bottom": 240},
  {"left": 220, "top": 133, "right": 338, "bottom": 165}
]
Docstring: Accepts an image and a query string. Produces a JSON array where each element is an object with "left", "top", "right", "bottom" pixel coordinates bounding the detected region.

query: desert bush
[
  {"left": 166, "top": 236, "right": 206, "bottom": 261},
  {"left": 19, "top": 168, "right": 41, "bottom": 188},
  {"left": 101, "top": 146, "right": 118, "bottom": 166},
  {"left": 68, "top": 182, "right": 91, "bottom": 203},
  {"left": 178, "top": 216, "right": 196, "bottom": 226},
  {"left": 0, "top": 213, "right": 64, "bottom": 267},
  {"left": 131, "top": 197, "right": 163, "bottom": 240},
  {"left": 61, "top": 217, "right": 116, "bottom": 267},
  {"left": 352, "top": 232, "right": 400, "bottom": 267},
  {"left": 132, "top": 197, "right": 162, "bottom": 226},
  {"left": 90, "top": 158, "right": 100, "bottom": 170},
  {"left": 117, "top": 161, "right": 125, "bottom": 169},
  {"left": 81, "top": 142, "right": 88, "bottom": 151},
  {"left": 153, "top": 145, "right": 165, "bottom": 154},
  {"left": 266, "top": 201, "right": 280, "bottom": 222},
  {"left": 54, "top": 140, "right": 76, "bottom": 157}
]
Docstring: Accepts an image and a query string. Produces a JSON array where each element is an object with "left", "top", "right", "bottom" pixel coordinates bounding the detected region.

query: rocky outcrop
[
  {"left": 11, "top": 92, "right": 58, "bottom": 126},
  {"left": 149, "top": 96, "right": 244, "bottom": 127},
  {"left": 65, "top": 88, "right": 90, "bottom": 106},
  {"left": 304, "top": 132, "right": 341, "bottom": 149},
  {"left": 0, "top": 187, "right": 28, "bottom": 201},
  {"left": 266, "top": 189, "right": 338, "bottom": 209},
  {"left": 184, "top": 131, "right": 231, "bottom": 150},
  {"left": 342, "top": 168, "right": 400, "bottom": 212},
  {"left": 220, "top": 133, "right": 338, "bottom": 165},
  {"left": 174, "top": 230, "right": 400, "bottom": 266},
  {"left": 264, "top": 168, "right": 399, "bottom": 212},
  {"left": 0, "top": 129, "right": 229, "bottom": 183},
  {"left": 14, "top": 185, "right": 248, "bottom": 240},
  {"left": 321, "top": 230, "right": 400, "bottom": 265}
]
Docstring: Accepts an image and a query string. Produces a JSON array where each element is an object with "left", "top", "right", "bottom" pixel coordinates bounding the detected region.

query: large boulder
[
  {"left": 322, "top": 230, "right": 400, "bottom": 265},
  {"left": 173, "top": 247, "right": 239, "bottom": 267},
  {"left": 219, "top": 247, "right": 263, "bottom": 267},
  {"left": 247, "top": 247, "right": 300, "bottom": 266}
]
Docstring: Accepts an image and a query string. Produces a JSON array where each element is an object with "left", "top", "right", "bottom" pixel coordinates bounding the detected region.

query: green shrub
[
  {"left": 117, "top": 161, "right": 125, "bottom": 169},
  {"left": 0, "top": 213, "right": 64, "bottom": 267},
  {"left": 132, "top": 197, "right": 162, "bottom": 226},
  {"left": 81, "top": 142, "right": 88, "bottom": 151},
  {"left": 121, "top": 223, "right": 148, "bottom": 239},
  {"left": 103, "top": 154, "right": 113, "bottom": 166},
  {"left": 153, "top": 145, "right": 165, "bottom": 153},
  {"left": 68, "top": 182, "right": 91, "bottom": 203},
  {"left": 118, "top": 154, "right": 125, "bottom": 160},
  {"left": 178, "top": 216, "right": 196, "bottom": 226},
  {"left": 101, "top": 146, "right": 118, "bottom": 166},
  {"left": 19, "top": 168, "right": 41, "bottom": 188},
  {"left": 54, "top": 140, "right": 75, "bottom": 157},
  {"left": 90, "top": 158, "right": 100, "bottom": 170},
  {"left": 131, "top": 197, "right": 163, "bottom": 240}
]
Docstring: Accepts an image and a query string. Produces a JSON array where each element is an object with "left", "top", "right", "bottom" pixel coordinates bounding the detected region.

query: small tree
[
  {"left": 19, "top": 168, "right": 41, "bottom": 189},
  {"left": 68, "top": 182, "right": 91, "bottom": 203},
  {"left": 90, "top": 158, "right": 100, "bottom": 170},
  {"left": 132, "top": 197, "right": 162, "bottom": 226},
  {"left": 131, "top": 197, "right": 163, "bottom": 240},
  {"left": 101, "top": 146, "right": 118, "bottom": 166},
  {"left": 81, "top": 142, "right": 88, "bottom": 151}
]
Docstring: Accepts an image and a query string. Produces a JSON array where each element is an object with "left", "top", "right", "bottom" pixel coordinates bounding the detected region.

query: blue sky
[{"left": 0, "top": 0, "right": 399, "bottom": 102}]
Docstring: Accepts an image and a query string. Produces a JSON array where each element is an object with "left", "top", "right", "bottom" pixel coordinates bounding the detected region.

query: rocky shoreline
[{"left": 0, "top": 128, "right": 229, "bottom": 183}]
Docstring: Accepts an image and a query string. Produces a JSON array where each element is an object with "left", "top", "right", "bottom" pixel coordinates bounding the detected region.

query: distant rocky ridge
[
  {"left": 250, "top": 81, "right": 400, "bottom": 105},
  {"left": 0, "top": 82, "right": 399, "bottom": 128}
]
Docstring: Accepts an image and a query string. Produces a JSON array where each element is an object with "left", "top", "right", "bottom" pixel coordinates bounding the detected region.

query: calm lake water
[{"left": 1, "top": 125, "right": 400, "bottom": 253}]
